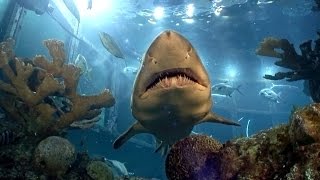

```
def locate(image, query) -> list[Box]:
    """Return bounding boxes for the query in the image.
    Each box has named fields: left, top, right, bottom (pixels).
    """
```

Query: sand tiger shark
left=113, top=30, right=240, bottom=153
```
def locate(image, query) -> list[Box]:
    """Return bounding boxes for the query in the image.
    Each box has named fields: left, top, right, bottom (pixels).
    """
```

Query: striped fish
left=0, top=130, right=14, bottom=146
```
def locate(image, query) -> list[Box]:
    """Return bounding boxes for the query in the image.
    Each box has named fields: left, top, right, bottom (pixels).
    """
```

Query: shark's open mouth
left=145, top=68, right=202, bottom=91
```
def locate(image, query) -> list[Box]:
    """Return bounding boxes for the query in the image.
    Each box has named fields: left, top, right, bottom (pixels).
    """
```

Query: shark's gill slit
left=145, top=68, right=199, bottom=91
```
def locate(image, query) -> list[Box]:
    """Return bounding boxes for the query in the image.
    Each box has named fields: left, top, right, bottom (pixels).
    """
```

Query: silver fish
left=259, top=88, right=282, bottom=103
left=123, top=66, right=138, bottom=75
left=99, top=32, right=125, bottom=59
left=105, top=159, right=128, bottom=176
left=211, top=82, right=243, bottom=97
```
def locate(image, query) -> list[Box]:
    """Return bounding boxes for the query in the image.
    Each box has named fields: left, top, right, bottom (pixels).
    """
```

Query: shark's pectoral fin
left=113, top=121, right=149, bottom=149
left=197, top=112, right=240, bottom=126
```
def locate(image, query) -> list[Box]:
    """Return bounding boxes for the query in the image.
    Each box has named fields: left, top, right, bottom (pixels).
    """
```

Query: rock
left=86, top=160, right=114, bottom=180
left=289, top=103, right=320, bottom=145
left=165, top=135, right=222, bottom=180
left=34, top=136, right=76, bottom=176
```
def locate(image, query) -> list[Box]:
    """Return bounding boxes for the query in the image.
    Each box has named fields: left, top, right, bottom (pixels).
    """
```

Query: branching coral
left=256, top=37, right=303, bottom=72
left=256, top=32, right=320, bottom=102
left=0, top=39, right=115, bottom=135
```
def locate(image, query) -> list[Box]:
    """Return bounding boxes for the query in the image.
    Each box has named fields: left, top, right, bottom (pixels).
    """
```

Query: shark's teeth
left=149, top=75, right=195, bottom=91
left=145, top=68, right=201, bottom=91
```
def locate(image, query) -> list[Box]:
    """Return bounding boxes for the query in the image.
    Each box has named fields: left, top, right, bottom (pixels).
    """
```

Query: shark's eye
left=185, top=52, right=190, bottom=60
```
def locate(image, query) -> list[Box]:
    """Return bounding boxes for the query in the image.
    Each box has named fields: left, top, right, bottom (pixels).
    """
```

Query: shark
left=113, top=30, right=240, bottom=153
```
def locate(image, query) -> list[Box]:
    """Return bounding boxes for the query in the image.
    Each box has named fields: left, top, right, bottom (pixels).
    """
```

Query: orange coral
left=256, top=37, right=285, bottom=58
left=256, top=37, right=301, bottom=70
left=0, top=39, right=115, bottom=135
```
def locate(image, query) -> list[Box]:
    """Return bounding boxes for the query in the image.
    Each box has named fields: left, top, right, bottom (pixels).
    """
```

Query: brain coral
left=34, top=136, right=76, bottom=176
left=165, top=135, right=222, bottom=180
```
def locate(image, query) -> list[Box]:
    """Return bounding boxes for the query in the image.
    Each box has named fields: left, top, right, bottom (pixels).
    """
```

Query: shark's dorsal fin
left=197, top=112, right=240, bottom=126
left=113, top=121, right=149, bottom=149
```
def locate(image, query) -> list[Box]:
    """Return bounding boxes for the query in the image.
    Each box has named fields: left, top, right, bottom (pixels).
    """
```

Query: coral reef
left=166, top=135, right=222, bottom=180
left=34, top=136, right=76, bottom=176
left=0, top=38, right=116, bottom=179
left=165, top=103, right=320, bottom=180
left=256, top=31, right=320, bottom=102
left=289, top=103, right=320, bottom=145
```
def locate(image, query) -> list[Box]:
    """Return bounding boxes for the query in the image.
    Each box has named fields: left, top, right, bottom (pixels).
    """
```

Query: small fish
left=123, top=66, right=138, bottom=75
left=0, top=130, right=14, bottom=146
left=87, top=0, right=93, bottom=10
left=211, top=82, right=243, bottom=97
left=259, top=88, right=282, bottom=103
left=99, top=32, right=125, bottom=59
left=74, top=54, right=92, bottom=78
left=105, top=159, right=129, bottom=176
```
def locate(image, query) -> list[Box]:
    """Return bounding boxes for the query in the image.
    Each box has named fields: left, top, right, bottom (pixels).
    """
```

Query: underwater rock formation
left=166, top=135, right=222, bottom=180
left=34, top=136, right=76, bottom=176
left=86, top=160, right=114, bottom=180
left=289, top=103, right=320, bottom=145
left=0, top=38, right=115, bottom=135
left=165, top=103, right=320, bottom=180
left=256, top=32, right=320, bottom=102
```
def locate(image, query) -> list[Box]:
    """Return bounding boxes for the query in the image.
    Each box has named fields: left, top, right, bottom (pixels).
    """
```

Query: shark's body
left=113, top=30, right=239, bottom=153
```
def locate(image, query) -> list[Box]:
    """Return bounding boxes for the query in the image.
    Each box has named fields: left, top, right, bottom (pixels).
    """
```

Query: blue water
left=1, top=0, right=319, bottom=179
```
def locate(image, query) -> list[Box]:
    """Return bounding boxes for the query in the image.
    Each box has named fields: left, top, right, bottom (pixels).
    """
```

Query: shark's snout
left=165, top=30, right=171, bottom=37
